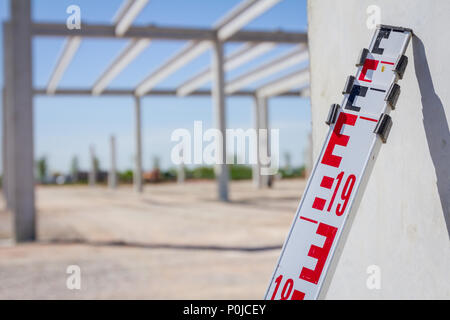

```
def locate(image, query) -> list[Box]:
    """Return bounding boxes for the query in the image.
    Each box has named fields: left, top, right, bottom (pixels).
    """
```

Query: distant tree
left=230, top=164, right=252, bottom=180
left=192, top=166, right=215, bottom=180
left=36, top=156, right=48, bottom=183
left=119, top=169, right=133, bottom=183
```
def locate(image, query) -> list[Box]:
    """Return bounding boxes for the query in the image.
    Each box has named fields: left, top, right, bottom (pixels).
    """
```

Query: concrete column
left=177, top=147, right=185, bottom=184
left=252, top=95, right=262, bottom=188
left=2, top=87, right=7, bottom=206
left=258, top=96, right=272, bottom=188
left=211, top=39, right=229, bottom=201
left=89, top=145, right=96, bottom=187
left=134, top=96, right=143, bottom=193
left=108, top=135, right=117, bottom=189
left=177, top=163, right=185, bottom=184
left=7, top=0, right=36, bottom=242
left=3, top=24, right=13, bottom=210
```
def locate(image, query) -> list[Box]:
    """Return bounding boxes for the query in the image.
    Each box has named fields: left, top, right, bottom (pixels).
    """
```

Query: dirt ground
left=0, top=179, right=305, bottom=299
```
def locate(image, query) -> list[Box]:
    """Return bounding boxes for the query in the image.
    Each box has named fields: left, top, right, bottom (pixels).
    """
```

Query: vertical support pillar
left=177, top=163, right=185, bottom=184
left=258, top=96, right=272, bottom=188
left=134, top=96, right=143, bottom=193
left=89, top=145, right=96, bottom=187
left=211, top=39, right=229, bottom=202
left=177, top=147, right=185, bottom=184
left=108, top=135, right=117, bottom=189
left=8, top=0, right=36, bottom=242
left=252, top=95, right=262, bottom=188
left=2, top=86, right=8, bottom=205
left=3, top=23, right=12, bottom=210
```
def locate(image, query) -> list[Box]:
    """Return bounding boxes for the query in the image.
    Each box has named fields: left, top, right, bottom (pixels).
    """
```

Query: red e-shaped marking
left=359, top=59, right=379, bottom=83
left=299, top=222, right=337, bottom=285
left=321, top=112, right=357, bottom=168
left=291, top=290, right=305, bottom=300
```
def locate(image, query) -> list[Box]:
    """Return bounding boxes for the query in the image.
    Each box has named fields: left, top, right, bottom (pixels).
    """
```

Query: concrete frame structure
left=2, top=0, right=309, bottom=242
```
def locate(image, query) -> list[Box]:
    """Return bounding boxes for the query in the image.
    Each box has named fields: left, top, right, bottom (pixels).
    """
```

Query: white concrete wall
left=308, top=0, right=450, bottom=299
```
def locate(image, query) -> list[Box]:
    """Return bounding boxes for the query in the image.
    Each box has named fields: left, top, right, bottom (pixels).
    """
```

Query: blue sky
left=0, top=0, right=310, bottom=173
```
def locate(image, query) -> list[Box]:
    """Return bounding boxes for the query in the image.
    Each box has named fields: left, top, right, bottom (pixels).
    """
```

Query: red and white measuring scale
left=265, top=25, right=413, bottom=300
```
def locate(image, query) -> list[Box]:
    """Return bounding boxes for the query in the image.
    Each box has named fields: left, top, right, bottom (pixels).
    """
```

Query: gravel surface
left=0, top=179, right=305, bottom=299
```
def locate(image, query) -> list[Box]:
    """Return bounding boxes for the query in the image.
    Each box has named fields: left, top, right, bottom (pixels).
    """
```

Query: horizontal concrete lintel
left=32, top=88, right=304, bottom=98
left=29, top=22, right=307, bottom=44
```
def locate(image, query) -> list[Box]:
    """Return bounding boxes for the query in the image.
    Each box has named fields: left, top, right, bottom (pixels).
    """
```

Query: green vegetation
left=35, top=155, right=306, bottom=186
left=189, top=166, right=215, bottom=180
left=279, top=166, right=305, bottom=179
left=118, top=170, right=134, bottom=183
left=230, top=165, right=252, bottom=180
left=36, top=156, right=48, bottom=183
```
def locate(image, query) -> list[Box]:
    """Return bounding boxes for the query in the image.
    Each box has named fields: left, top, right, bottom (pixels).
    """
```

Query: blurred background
left=1, top=0, right=449, bottom=300
left=0, top=0, right=312, bottom=299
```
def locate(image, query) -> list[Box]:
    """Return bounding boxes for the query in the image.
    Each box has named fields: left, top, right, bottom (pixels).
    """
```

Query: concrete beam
left=211, top=40, right=229, bottom=202
left=177, top=42, right=276, bottom=97
left=114, top=0, right=150, bottom=36
left=31, top=23, right=308, bottom=44
left=257, top=69, right=309, bottom=98
left=33, top=88, right=304, bottom=97
left=215, top=0, right=282, bottom=41
left=92, top=39, right=151, bottom=95
left=135, top=41, right=211, bottom=96
left=46, top=36, right=81, bottom=94
left=226, top=45, right=308, bottom=94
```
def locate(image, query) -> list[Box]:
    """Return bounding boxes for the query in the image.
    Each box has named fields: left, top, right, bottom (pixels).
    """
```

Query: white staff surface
left=265, top=25, right=412, bottom=300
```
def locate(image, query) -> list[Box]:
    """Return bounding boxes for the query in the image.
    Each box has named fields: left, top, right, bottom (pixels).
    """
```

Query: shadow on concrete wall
left=413, top=36, right=450, bottom=239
